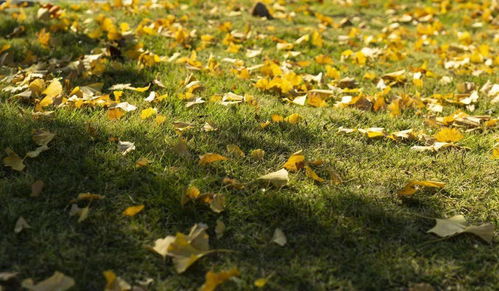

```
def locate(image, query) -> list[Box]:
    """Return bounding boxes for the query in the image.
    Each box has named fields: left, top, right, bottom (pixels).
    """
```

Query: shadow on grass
left=0, top=103, right=496, bottom=290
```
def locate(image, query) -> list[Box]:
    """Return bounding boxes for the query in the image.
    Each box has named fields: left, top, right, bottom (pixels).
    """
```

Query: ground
left=0, top=0, right=498, bottom=290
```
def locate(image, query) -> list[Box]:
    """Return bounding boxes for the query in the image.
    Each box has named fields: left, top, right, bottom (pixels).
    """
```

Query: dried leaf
left=32, top=129, right=55, bottom=146
left=304, top=166, right=325, bottom=183
left=118, top=141, right=136, bottom=155
left=14, top=216, right=30, bottom=233
left=227, top=144, right=245, bottom=158
left=31, top=180, right=44, bottom=197
left=22, top=272, right=74, bottom=291
left=272, top=228, right=287, bottom=246
left=427, top=215, right=494, bottom=243
left=250, top=149, right=265, bottom=160
left=258, top=169, right=289, bottom=187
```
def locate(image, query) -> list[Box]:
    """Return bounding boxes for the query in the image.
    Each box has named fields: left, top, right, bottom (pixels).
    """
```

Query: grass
left=0, top=0, right=498, bottom=290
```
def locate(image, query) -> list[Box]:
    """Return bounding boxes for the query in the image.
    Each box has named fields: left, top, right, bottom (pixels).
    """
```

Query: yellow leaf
left=434, top=128, right=464, bottom=142
left=250, top=149, right=265, bottom=160
left=200, top=268, right=239, bottom=291
left=3, top=148, right=25, bottom=171
left=304, top=166, right=325, bottom=183
left=285, top=113, right=302, bottom=124
left=152, top=224, right=213, bottom=273
left=311, top=30, right=323, bottom=47
left=107, top=108, right=125, bottom=120
left=140, top=107, right=157, bottom=119
left=397, top=180, right=445, bottom=197
left=122, top=205, right=144, bottom=216
left=199, top=153, right=228, bottom=165
left=271, top=114, right=284, bottom=123
left=215, top=219, right=225, bottom=239
left=37, top=28, right=51, bottom=47
left=307, top=94, right=328, bottom=107
left=254, top=278, right=268, bottom=288
left=182, top=185, right=201, bottom=206
left=29, top=79, right=46, bottom=96
left=283, top=151, right=305, bottom=172
left=42, top=78, right=63, bottom=99
left=493, top=147, right=499, bottom=159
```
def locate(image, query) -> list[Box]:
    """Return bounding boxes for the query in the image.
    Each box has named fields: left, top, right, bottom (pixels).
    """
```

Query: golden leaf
left=283, top=151, right=305, bottom=172
left=182, top=186, right=201, bottom=206
left=122, top=205, right=144, bottom=216
left=304, top=166, right=325, bottom=183
left=140, top=107, right=157, bottom=119
left=200, top=268, right=239, bottom=291
left=434, top=128, right=464, bottom=142
left=397, top=180, right=445, bottom=197
left=199, top=153, right=228, bottom=165
left=103, top=270, right=131, bottom=291
left=107, top=108, right=125, bottom=120
left=135, top=157, right=151, bottom=167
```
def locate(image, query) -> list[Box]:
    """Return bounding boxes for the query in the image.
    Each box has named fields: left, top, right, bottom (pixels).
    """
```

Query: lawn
left=0, top=0, right=498, bottom=290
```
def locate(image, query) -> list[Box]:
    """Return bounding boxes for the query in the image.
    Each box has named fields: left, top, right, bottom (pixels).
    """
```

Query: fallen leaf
left=3, top=148, right=25, bottom=171
left=181, top=185, right=201, bottom=206
left=398, top=180, right=445, bottom=196
left=209, top=193, right=225, bottom=213
left=227, top=144, right=245, bottom=158
left=152, top=223, right=214, bottom=273
left=250, top=149, right=265, bottom=160
left=118, top=141, right=136, bottom=155
left=0, top=271, right=18, bottom=282
left=22, top=271, right=75, bottom=291
left=434, top=128, right=464, bottom=143
left=272, top=228, right=287, bottom=246
left=32, top=129, right=55, bottom=146
left=135, top=157, right=151, bottom=167
left=199, top=153, right=228, bottom=165
left=258, top=169, right=289, bottom=187
left=31, top=180, right=44, bottom=197
left=78, top=206, right=89, bottom=223
left=107, top=108, right=125, bottom=120
left=215, top=219, right=225, bottom=239
left=283, top=151, right=305, bottom=172
left=140, top=107, right=157, bottom=119
left=304, top=165, right=325, bottom=183
left=103, top=270, right=131, bottom=291
left=200, top=268, right=239, bottom=291
left=75, top=193, right=105, bottom=201
left=428, top=215, right=494, bottom=243
left=14, top=216, right=30, bottom=233
left=26, top=145, right=50, bottom=158
left=123, top=205, right=144, bottom=216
